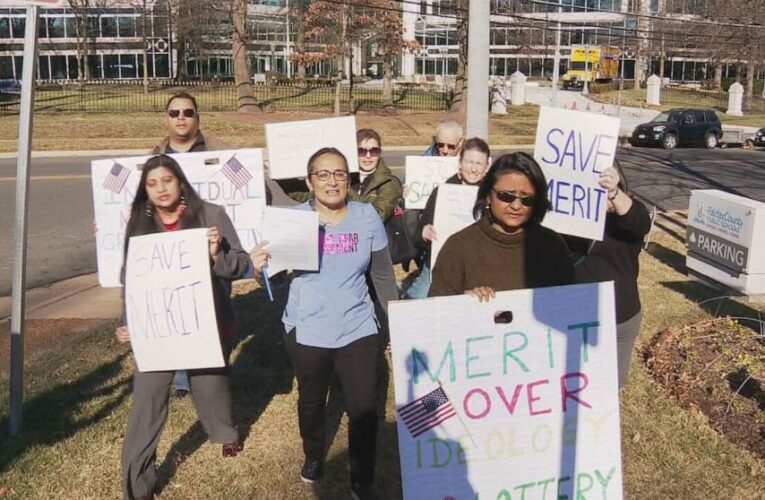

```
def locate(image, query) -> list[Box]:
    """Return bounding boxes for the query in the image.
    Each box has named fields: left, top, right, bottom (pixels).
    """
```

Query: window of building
left=87, top=16, right=99, bottom=38
left=0, top=56, right=13, bottom=78
left=11, top=16, right=25, bottom=38
left=101, top=17, right=118, bottom=37
left=152, top=15, right=168, bottom=37
left=103, top=54, right=120, bottom=77
left=37, top=18, right=47, bottom=38
left=46, top=17, right=65, bottom=38
left=65, top=17, right=77, bottom=38
left=88, top=54, right=102, bottom=79
left=68, top=55, right=78, bottom=79
left=119, top=54, right=138, bottom=78
left=37, top=55, right=50, bottom=79
left=14, top=56, right=23, bottom=76
left=50, top=55, right=68, bottom=79
left=0, top=17, right=10, bottom=39
left=118, top=16, right=136, bottom=37
left=153, top=53, right=169, bottom=78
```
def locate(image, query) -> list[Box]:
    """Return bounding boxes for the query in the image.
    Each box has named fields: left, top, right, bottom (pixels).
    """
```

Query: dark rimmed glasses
left=358, top=147, right=382, bottom=158
left=492, top=189, right=535, bottom=207
left=310, top=170, right=349, bottom=182
left=167, top=108, right=196, bottom=118
left=436, top=141, right=458, bottom=151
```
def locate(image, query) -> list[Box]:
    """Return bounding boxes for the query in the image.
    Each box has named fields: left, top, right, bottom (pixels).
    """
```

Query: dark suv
left=630, top=108, right=722, bottom=149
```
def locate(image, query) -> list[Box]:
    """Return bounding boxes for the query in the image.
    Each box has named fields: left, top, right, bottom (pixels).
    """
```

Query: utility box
left=686, top=190, right=765, bottom=294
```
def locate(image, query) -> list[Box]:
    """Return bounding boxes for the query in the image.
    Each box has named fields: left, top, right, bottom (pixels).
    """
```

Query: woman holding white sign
left=114, top=154, right=250, bottom=500
left=429, top=152, right=575, bottom=299
left=565, top=161, right=651, bottom=387
left=404, top=137, right=491, bottom=299
left=251, top=147, right=397, bottom=500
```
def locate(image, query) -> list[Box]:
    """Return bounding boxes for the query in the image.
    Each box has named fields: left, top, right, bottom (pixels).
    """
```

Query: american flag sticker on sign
left=398, top=387, right=457, bottom=438
left=221, top=155, right=253, bottom=189
left=102, top=162, right=131, bottom=194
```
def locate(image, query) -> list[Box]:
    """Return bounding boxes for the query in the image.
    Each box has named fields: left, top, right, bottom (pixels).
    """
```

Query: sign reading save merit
left=686, top=190, right=765, bottom=294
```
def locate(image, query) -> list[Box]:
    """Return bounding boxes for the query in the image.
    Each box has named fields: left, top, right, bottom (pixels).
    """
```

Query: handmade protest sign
left=91, top=149, right=266, bottom=287
left=533, top=106, right=620, bottom=241
left=431, top=184, right=478, bottom=269
left=125, top=228, right=223, bottom=372
left=404, top=156, right=460, bottom=209
left=389, top=282, right=622, bottom=500
left=261, top=206, right=320, bottom=276
left=265, top=116, right=359, bottom=179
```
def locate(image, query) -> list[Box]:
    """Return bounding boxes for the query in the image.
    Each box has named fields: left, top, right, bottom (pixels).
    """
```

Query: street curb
left=0, top=274, right=104, bottom=323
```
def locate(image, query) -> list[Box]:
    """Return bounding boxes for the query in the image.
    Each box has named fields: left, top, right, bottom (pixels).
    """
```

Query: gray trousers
left=616, top=310, right=643, bottom=388
left=121, top=367, right=239, bottom=499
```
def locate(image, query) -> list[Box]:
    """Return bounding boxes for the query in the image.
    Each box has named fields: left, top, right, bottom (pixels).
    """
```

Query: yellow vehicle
left=562, top=45, right=620, bottom=90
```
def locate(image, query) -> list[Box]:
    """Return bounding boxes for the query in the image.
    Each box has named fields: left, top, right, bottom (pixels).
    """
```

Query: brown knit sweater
left=429, top=216, right=575, bottom=297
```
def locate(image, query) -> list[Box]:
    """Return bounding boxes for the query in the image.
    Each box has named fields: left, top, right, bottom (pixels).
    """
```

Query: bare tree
left=232, top=0, right=259, bottom=112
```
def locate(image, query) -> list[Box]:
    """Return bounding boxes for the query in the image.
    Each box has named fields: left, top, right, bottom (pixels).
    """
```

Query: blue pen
left=261, top=265, right=274, bottom=302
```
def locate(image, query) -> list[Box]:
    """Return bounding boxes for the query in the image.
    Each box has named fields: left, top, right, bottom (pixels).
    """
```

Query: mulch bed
left=645, top=317, right=765, bottom=460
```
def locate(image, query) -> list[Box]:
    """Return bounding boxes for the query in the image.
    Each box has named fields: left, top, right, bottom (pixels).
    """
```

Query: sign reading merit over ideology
left=431, top=184, right=478, bottom=269
left=265, top=116, right=359, bottom=179
left=91, top=149, right=266, bottom=287
left=404, top=156, right=460, bottom=210
left=389, top=283, right=622, bottom=500
left=125, top=228, right=224, bottom=372
left=533, top=107, right=621, bottom=241
left=686, top=189, right=765, bottom=294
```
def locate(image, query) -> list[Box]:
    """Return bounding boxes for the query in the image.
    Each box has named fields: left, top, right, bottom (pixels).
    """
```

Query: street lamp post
left=582, top=44, right=590, bottom=96
left=550, top=0, right=562, bottom=107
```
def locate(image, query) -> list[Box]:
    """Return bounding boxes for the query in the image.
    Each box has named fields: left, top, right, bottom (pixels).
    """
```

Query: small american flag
left=102, top=162, right=130, bottom=194
left=221, top=156, right=253, bottom=189
left=398, top=387, right=457, bottom=438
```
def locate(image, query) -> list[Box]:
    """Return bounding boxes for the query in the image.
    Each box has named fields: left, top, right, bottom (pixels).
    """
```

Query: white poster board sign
left=261, top=206, right=320, bottom=276
left=265, top=116, right=359, bottom=179
left=389, top=283, right=622, bottom=500
left=431, top=184, right=478, bottom=269
left=91, top=149, right=266, bottom=287
left=125, top=228, right=224, bottom=372
left=404, top=156, right=460, bottom=209
left=533, top=106, right=620, bottom=241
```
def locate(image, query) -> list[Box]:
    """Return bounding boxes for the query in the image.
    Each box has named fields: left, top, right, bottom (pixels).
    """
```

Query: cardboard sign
left=265, top=116, right=359, bottom=179
left=431, top=184, right=478, bottom=269
left=91, top=149, right=266, bottom=287
left=125, top=229, right=224, bottom=372
left=389, top=283, right=622, bottom=500
left=533, top=107, right=621, bottom=241
left=404, top=156, right=460, bottom=209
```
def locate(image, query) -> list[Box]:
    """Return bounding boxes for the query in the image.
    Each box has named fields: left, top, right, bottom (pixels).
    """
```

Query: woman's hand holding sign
left=249, top=240, right=271, bottom=285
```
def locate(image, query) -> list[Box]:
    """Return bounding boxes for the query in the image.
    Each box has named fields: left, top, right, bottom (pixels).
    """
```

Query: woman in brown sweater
left=429, top=152, right=575, bottom=300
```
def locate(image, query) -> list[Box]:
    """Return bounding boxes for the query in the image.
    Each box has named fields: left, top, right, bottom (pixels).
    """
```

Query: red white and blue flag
left=102, top=162, right=131, bottom=194
left=221, top=155, right=253, bottom=189
left=398, top=387, right=456, bottom=438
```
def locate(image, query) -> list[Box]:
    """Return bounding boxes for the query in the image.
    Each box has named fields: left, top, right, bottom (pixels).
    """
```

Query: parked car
left=751, top=127, right=765, bottom=147
left=630, top=108, right=722, bottom=149
left=0, top=79, right=21, bottom=95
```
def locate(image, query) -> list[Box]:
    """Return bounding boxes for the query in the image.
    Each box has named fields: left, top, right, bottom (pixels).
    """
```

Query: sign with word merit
left=534, top=106, right=621, bottom=241
left=265, top=116, right=359, bottom=179
left=431, top=184, right=478, bottom=269
left=686, top=189, right=765, bottom=294
left=404, top=156, right=460, bottom=209
left=91, top=149, right=266, bottom=287
left=125, top=229, right=224, bottom=372
left=389, top=283, right=622, bottom=500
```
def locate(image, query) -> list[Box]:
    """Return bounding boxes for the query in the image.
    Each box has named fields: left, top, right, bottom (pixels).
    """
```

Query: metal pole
left=551, top=0, right=562, bottom=107
left=285, top=0, right=292, bottom=79
left=10, top=4, right=40, bottom=437
left=617, top=18, right=626, bottom=116
left=582, top=44, right=589, bottom=96
left=466, top=0, right=490, bottom=140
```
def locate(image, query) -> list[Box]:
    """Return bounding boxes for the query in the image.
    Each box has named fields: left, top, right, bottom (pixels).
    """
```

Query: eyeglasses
left=167, top=108, right=196, bottom=118
left=310, top=170, right=349, bottom=182
left=436, top=142, right=458, bottom=151
left=492, top=189, right=535, bottom=207
left=358, top=147, right=382, bottom=158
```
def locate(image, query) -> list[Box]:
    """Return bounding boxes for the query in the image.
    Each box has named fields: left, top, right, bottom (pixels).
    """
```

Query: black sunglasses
left=167, top=108, right=196, bottom=118
left=358, top=147, right=382, bottom=158
left=492, top=189, right=535, bottom=207
left=436, top=141, right=458, bottom=151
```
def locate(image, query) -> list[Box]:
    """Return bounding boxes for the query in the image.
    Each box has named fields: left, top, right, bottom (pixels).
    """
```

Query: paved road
left=1, top=147, right=764, bottom=295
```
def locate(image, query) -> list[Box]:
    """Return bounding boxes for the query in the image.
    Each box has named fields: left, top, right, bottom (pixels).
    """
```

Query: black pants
left=285, top=330, right=379, bottom=485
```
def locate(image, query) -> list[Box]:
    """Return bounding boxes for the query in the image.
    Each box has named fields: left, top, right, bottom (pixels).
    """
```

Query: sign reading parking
left=687, top=227, right=748, bottom=273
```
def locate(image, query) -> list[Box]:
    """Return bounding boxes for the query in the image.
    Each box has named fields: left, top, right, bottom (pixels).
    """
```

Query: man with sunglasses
left=423, top=119, right=464, bottom=157
left=153, top=91, right=230, bottom=154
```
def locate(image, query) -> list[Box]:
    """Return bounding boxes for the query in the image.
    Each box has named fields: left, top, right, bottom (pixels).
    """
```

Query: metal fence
left=0, top=80, right=452, bottom=115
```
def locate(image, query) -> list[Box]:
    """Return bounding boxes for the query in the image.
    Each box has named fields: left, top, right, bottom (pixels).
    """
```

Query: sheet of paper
left=265, top=116, right=359, bottom=179
left=125, top=228, right=224, bottom=372
left=404, top=156, right=460, bottom=209
left=431, top=183, right=478, bottom=269
left=261, top=206, right=320, bottom=276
